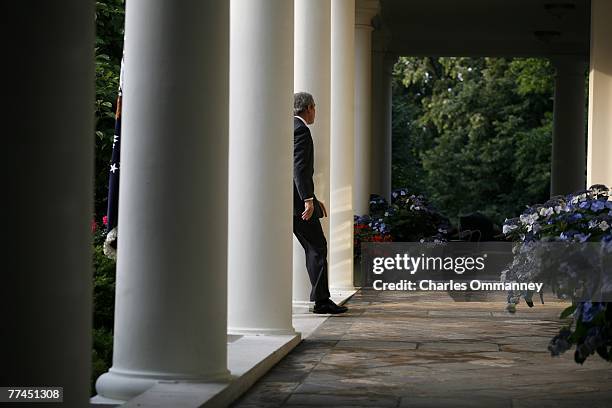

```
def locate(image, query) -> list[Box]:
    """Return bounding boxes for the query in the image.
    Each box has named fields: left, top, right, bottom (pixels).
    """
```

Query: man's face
left=306, top=104, right=316, bottom=125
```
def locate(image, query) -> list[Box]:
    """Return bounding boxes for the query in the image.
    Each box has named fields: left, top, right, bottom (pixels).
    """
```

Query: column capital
left=355, top=0, right=380, bottom=29
left=372, top=24, right=391, bottom=53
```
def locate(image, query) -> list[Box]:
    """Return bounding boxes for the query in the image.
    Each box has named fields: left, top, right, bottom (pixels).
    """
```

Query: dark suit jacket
left=293, top=117, right=321, bottom=217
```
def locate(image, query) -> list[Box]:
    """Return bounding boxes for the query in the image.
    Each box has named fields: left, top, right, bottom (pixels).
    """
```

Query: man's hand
left=302, top=199, right=314, bottom=220
left=318, top=201, right=328, bottom=217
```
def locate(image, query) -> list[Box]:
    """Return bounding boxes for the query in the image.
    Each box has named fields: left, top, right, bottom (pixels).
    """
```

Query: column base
left=329, top=288, right=359, bottom=306
left=95, top=366, right=232, bottom=402
left=292, top=300, right=314, bottom=314
left=227, top=327, right=297, bottom=336
left=330, top=286, right=357, bottom=291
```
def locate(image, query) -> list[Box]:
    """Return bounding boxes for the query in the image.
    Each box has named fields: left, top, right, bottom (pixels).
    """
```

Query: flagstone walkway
left=231, top=289, right=612, bottom=408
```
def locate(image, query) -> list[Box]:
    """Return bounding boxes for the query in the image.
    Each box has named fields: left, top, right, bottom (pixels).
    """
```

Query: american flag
left=104, top=57, right=123, bottom=257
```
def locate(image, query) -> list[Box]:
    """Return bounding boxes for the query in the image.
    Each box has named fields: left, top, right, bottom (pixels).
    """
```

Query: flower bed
left=502, top=185, right=612, bottom=363
left=354, top=214, right=392, bottom=260
left=354, top=189, right=452, bottom=259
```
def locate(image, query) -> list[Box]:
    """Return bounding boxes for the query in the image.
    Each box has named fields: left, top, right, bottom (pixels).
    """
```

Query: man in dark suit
left=293, top=92, right=347, bottom=314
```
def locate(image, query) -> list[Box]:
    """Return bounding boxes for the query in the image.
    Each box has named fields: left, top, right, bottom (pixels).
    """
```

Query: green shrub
left=91, top=241, right=116, bottom=395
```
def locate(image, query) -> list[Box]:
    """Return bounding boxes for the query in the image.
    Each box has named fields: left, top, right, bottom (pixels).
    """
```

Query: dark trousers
left=293, top=216, right=331, bottom=302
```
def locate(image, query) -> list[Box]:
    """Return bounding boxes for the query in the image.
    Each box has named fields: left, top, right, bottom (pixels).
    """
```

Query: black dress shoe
left=313, top=299, right=348, bottom=314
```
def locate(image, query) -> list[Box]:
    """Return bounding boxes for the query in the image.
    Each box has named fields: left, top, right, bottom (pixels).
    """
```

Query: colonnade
left=96, top=0, right=387, bottom=402
left=13, top=0, right=612, bottom=406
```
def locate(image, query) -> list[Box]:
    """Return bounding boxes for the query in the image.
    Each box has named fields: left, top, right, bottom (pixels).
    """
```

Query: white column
left=228, top=0, right=295, bottom=334
left=382, top=54, right=395, bottom=201
left=551, top=57, right=587, bottom=196
left=370, top=32, right=385, bottom=199
left=587, top=0, right=612, bottom=187
left=292, top=237, right=312, bottom=312
left=330, top=0, right=356, bottom=290
left=353, top=0, right=379, bottom=215
left=95, top=0, right=230, bottom=401
left=293, top=0, right=331, bottom=311
left=8, top=2, right=94, bottom=406
left=371, top=30, right=394, bottom=203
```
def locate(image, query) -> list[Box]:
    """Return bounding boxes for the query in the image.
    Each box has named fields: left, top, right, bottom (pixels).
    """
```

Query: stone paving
left=231, top=289, right=612, bottom=408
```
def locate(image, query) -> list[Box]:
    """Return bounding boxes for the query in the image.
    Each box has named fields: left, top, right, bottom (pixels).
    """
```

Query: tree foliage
left=392, top=57, right=559, bottom=224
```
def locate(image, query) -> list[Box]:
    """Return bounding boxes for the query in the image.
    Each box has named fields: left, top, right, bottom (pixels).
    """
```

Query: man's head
left=294, top=92, right=316, bottom=125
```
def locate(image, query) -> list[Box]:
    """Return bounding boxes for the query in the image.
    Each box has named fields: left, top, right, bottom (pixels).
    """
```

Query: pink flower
left=103, top=215, right=108, bottom=226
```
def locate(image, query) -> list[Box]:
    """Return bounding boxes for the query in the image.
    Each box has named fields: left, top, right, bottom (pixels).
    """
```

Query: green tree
left=392, top=57, right=556, bottom=224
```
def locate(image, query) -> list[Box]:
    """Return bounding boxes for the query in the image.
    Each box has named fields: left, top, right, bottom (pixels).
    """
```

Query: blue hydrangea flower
left=591, top=200, right=606, bottom=212
left=568, top=213, right=583, bottom=222
left=539, top=207, right=554, bottom=217
left=559, top=231, right=578, bottom=241
left=574, top=233, right=591, bottom=243
left=577, top=302, right=605, bottom=323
